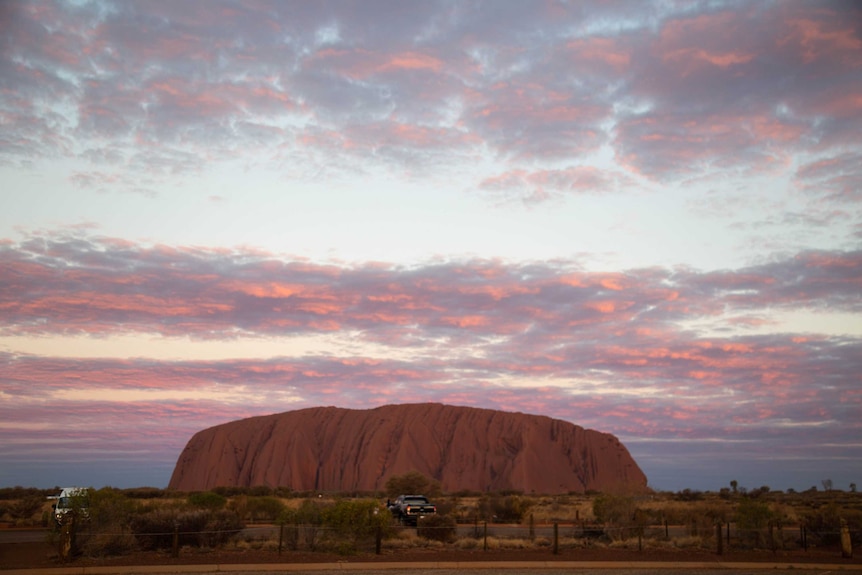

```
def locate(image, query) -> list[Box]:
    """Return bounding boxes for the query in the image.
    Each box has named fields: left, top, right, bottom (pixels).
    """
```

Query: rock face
left=168, top=403, right=648, bottom=494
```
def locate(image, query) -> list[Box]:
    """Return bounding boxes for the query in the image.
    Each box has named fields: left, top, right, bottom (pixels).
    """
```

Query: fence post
left=716, top=523, right=723, bottom=555
left=529, top=513, right=535, bottom=541
left=841, top=521, right=853, bottom=558
left=769, top=521, right=775, bottom=554
left=172, top=521, right=179, bottom=558
left=376, top=524, right=382, bottom=555
left=801, top=525, right=807, bottom=551
left=483, top=521, right=488, bottom=551
left=553, top=522, right=559, bottom=555
left=664, top=519, right=669, bottom=539
left=278, top=523, right=284, bottom=555
left=58, top=519, right=74, bottom=562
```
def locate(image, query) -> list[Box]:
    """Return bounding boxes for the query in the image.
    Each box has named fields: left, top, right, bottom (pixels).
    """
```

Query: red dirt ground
left=2, top=539, right=860, bottom=571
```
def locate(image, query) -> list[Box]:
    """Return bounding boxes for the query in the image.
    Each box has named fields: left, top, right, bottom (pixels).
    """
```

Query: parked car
left=51, top=487, right=90, bottom=527
left=388, top=494, right=436, bottom=526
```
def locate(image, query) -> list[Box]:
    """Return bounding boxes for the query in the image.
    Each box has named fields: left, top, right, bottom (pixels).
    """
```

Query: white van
left=51, top=487, right=90, bottom=526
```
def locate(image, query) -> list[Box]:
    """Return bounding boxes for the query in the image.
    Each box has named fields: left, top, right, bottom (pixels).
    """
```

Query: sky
left=1, top=0, right=860, bottom=494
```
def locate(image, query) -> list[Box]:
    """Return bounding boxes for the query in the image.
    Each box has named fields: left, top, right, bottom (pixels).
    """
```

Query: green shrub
left=88, top=488, right=137, bottom=528
left=245, top=496, right=285, bottom=522
left=802, top=501, right=847, bottom=546
left=279, top=499, right=326, bottom=550
left=188, top=491, right=227, bottom=510
left=321, top=499, right=391, bottom=544
left=734, top=497, right=774, bottom=547
left=280, top=499, right=325, bottom=525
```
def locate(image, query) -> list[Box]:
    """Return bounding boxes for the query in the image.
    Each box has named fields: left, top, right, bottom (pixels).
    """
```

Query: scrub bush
left=10, top=494, right=45, bottom=523
left=477, top=494, right=532, bottom=523
left=130, top=507, right=243, bottom=550
left=592, top=494, right=636, bottom=526
left=245, top=496, right=285, bottom=522
left=321, top=499, right=391, bottom=543
left=385, top=471, right=442, bottom=499
left=188, top=491, right=227, bottom=510
left=417, top=513, right=457, bottom=542
left=278, top=499, right=326, bottom=550
left=734, top=497, right=774, bottom=547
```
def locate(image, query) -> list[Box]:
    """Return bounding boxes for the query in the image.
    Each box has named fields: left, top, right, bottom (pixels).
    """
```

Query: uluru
left=169, top=403, right=648, bottom=494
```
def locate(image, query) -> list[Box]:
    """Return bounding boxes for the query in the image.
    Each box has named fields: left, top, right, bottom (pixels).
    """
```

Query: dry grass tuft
left=671, top=535, right=705, bottom=549
left=384, top=530, right=445, bottom=550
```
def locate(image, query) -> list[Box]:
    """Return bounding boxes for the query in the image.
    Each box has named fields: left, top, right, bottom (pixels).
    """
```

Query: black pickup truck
left=388, top=494, right=436, bottom=525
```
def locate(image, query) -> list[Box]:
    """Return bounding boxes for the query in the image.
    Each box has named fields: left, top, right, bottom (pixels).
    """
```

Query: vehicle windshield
left=58, top=495, right=89, bottom=509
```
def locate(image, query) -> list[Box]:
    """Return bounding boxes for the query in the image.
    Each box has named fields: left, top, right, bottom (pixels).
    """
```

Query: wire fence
left=439, top=520, right=858, bottom=555
left=55, top=518, right=859, bottom=561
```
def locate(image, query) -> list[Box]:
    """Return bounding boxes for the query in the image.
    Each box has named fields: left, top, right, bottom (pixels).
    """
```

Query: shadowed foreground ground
left=2, top=537, right=861, bottom=572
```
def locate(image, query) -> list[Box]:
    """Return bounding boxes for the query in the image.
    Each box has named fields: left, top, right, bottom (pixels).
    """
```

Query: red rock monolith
left=168, top=403, right=648, bottom=493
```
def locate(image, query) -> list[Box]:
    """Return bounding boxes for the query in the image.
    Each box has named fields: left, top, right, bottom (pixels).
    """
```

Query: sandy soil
left=3, top=538, right=860, bottom=571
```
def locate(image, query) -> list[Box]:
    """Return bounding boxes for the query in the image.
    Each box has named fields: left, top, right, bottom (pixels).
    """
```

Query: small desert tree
left=278, top=499, right=326, bottom=551
left=384, top=471, right=441, bottom=498
left=734, top=497, right=774, bottom=547
left=592, top=494, right=638, bottom=539
left=81, top=488, right=139, bottom=556
left=323, top=499, right=391, bottom=542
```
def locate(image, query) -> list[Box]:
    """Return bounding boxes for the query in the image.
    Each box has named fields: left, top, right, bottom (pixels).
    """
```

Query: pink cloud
left=479, top=166, right=619, bottom=203
left=2, top=0, right=858, bottom=203
left=310, top=48, right=445, bottom=79
left=615, top=112, right=804, bottom=180
left=3, top=235, right=858, bottom=356
left=564, top=37, right=631, bottom=72
left=381, top=52, right=444, bottom=72
left=779, top=16, right=862, bottom=66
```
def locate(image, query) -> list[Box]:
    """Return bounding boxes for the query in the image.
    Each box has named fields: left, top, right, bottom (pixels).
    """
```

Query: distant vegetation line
left=2, top=474, right=860, bottom=562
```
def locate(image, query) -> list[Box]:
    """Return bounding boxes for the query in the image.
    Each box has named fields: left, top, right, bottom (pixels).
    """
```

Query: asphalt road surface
left=0, top=527, right=45, bottom=543
left=47, top=568, right=861, bottom=575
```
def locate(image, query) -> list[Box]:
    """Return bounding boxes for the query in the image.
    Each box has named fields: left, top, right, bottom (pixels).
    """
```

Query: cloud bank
left=1, top=1, right=860, bottom=207
left=1, top=234, right=860, bottom=489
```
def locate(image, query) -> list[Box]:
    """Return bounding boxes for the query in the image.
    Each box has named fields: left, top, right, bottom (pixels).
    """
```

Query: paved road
left=5, top=528, right=860, bottom=575
left=6, top=565, right=862, bottom=575
left=209, top=570, right=850, bottom=575
left=0, top=523, right=696, bottom=543
left=0, top=528, right=45, bottom=543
